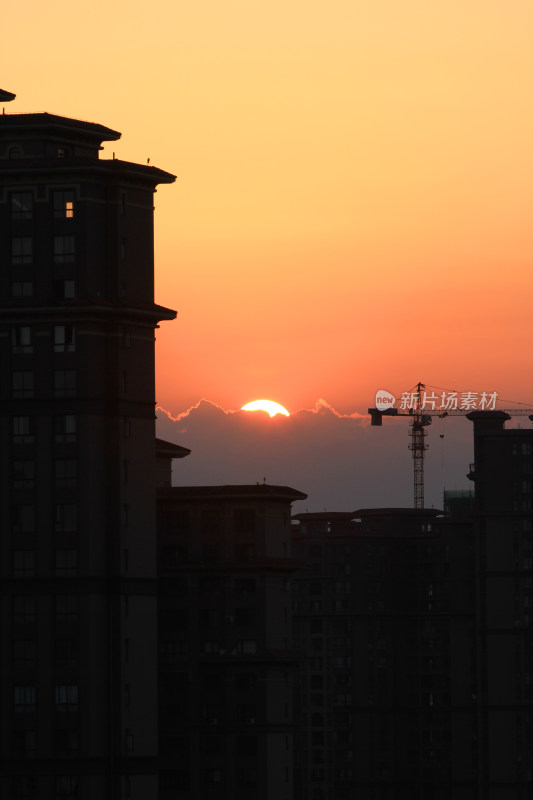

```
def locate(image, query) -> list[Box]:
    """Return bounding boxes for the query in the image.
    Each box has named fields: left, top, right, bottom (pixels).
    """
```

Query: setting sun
left=241, top=400, right=290, bottom=417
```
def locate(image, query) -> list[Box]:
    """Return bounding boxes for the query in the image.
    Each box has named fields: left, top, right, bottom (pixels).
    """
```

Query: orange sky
left=5, top=1, right=533, bottom=414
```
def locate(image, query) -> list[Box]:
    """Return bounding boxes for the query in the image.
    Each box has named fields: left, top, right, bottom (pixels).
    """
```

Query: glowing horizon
left=4, top=1, right=533, bottom=413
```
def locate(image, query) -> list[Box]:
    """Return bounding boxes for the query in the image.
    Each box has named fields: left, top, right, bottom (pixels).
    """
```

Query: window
left=12, top=505, right=35, bottom=533
left=13, top=640, right=36, bottom=669
left=13, top=461, right=35, bottom=489
left=53, top=236, right=75, bottom=263
left=11, top=191, right=33, bottom=219
left=53, top=190, right=75, bottom=219
left=54, top=325, right=76, bottom=353
left=54, top=415, right=76, bottom=442
left=235, top=672, right=257, bottom=690
left=55, top=639, right=78, bottom=670
left=55, top=775, right=78, bottom=798
left=53, top=280, right=76, bottom=299
left=12, top=417, right=33, bottom=444
left=14, top=685, right=36, bottom=713
left=236, top=768, right=257, bottom=785
left=12, top=237, right=32, bottom=264
left=235, top=543, right=256, bottom=562
left=13, top=551, right=35, bottom=578
left=54, top=505, right=77, bottom=532
left=12, top=730, right=36, bottom=758
left=12, top=281, right=33, bottom=297
left=12, top=372, right=34, bottom=399
left=55, top=730, right=79, bottom=757
left=55, top=685, right=78, bottom=712
left=55, top=463, right=77, bottom=489
left=55, top=550, right=78, bottom=577
left=236, top=640, right=257, bottom=654
left=55, top=595, right=79, bottom=622
left=234, top=509, right=256, bottom=534
left=12, top=776, right=36, bottom=798
left=13, top=596, right=36, bottom=625
left=235, top=578, right=256, bottom=595
left=11, top=326, right=33, bottom=353
left=54, top=371, right=76, bottom=398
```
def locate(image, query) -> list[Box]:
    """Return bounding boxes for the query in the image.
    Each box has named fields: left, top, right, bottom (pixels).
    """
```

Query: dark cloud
left=156, top=399, right=475, bottom=513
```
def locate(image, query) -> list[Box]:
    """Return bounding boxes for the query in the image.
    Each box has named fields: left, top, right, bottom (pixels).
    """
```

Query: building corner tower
left=0, top=104, right=176, bottom=799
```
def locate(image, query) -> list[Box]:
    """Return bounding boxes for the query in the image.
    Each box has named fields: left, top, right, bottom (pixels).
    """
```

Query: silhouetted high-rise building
left=467, top=412, right=533, bottom=796
left=0, top=108, right=176, bottom=798
left=291, top=507, right=477, bottom=800
left=156, top=483, right=306, bottom=800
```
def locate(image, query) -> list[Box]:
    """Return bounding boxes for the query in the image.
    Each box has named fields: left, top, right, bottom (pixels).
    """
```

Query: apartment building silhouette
left=0, top=104, right=176, bottom=799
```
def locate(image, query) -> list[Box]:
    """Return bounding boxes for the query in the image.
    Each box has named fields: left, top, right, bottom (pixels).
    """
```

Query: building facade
left=291, top=507, right=477, bottom=800
left=0, top=109, right=176, bottom=798
left=467, top=412, right=533, bottom=797
left=157, top=484, right=306, bottom=800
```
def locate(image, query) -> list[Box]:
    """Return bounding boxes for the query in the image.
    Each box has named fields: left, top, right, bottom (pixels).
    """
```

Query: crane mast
left=408, top=382, right=428, bottom=509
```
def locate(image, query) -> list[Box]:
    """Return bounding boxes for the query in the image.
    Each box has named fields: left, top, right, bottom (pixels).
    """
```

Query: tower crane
left=369, top=382, right=533, bottom=509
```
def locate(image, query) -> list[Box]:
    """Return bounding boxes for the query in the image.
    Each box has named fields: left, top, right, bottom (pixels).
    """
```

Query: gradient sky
left=4, top=1, right=533, bottom=417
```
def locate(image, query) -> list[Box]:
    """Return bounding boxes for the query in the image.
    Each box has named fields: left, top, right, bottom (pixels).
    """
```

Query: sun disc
left=241, top=399, right=290, bottom=417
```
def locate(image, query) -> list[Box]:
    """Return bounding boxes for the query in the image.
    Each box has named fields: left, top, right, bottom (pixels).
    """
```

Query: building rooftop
left=155, top=438, right=191, bottom=459
left=159, top=484, right=308, bottom=502
left=0, top=111, right=121, bottom=142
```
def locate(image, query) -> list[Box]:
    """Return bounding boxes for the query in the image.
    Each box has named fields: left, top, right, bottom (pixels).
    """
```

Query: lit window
left=12, top=505, right=35, bottom=534
left=54, top=370, right=76, bottom=398
left=12, top=371, right=34, bottom=398
left=54, top=415, right=76, bottom=442
left=11, top=326, right=33, bottom=353
left=53, top=236, right=75, bottom=263
left=55, top=550, right=78, bottom=577
left=11, top=237, right=32, bottom=264
left=11, top=192, right=33, bottom=220
left=55, top=685, right=78, bottom=713
left=54, top=325, right=76, bottom=353
left=14, top=686, right=35, bottom=713
left=11, top=282, right=33, bottom=297
left=12, top=461, right=35, bottom=489
left=53, top=190, right=75, bottom=219
left=13, top=550, right=35, bottom=578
